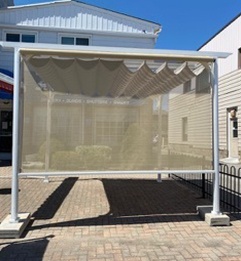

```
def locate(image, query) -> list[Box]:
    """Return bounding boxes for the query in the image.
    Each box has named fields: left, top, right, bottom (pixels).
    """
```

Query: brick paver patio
left=1, top=167, right=241, bottom=260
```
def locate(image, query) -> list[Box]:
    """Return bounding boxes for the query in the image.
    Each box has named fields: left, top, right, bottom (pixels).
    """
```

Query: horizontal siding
left=92, top=35, right=154, bottom=48
left=169, top=91, right=212, bottom=149
left=219, top=70, right=241, bottom=98
left=219, top=70, right=241, bottom=150
left=38, top=31, right=58, bottom=44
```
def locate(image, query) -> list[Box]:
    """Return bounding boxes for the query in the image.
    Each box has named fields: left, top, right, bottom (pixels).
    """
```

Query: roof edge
left=0, top=42, right=231, bottom=61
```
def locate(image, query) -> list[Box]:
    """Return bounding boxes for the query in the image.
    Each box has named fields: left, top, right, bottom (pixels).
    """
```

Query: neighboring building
left=0, top=0, right=161, bottom=73
left=0, top=0, right=161, bottom=162
left=166, top=67, right=213, bottom=170
left=0, top=0, right=14, bottom=9
left=199, top=12, right=241, bottom=163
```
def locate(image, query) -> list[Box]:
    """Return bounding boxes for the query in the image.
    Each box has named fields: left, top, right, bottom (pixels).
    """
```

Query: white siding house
left=0, top=0, right=161, bottom=162
left=199, top=13, right=241, bottom=163
left=0, top=0, right=161, bottom=73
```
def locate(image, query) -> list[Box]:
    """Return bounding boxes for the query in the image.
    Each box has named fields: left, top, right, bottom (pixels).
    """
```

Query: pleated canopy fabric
left=25, top=57, right=206, bottom=98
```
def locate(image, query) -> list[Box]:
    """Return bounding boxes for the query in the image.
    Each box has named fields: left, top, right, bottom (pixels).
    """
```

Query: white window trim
left=3, top=29, right=38, bottom=43
left=58, top=33, right=92, bottom=46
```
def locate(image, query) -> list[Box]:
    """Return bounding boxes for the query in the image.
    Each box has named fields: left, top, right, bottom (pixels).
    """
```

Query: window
left=183, top=80, right=191, bottom=93
left=233, top=118, right=238, bottom=138
left=182, top=117, right=188, bottom=142
left=6, top=33, right=20, bottom=42
left=61, top=36, right=89, bottom=46
left=5, top=32, right=36, bottom=43
left=196, top=69, right=210, bottom=94
left=22, top=34, right=35, bottom=43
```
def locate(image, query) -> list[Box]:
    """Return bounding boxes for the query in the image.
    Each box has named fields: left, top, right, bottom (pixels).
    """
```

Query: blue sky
left=14, top=0, right=241, bottom=50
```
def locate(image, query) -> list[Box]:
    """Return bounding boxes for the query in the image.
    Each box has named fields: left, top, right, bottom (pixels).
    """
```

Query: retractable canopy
left=0, top=42, right=230, bottom=222
left=26, top=57, right=206, bottom=99
left=11, top=42, right=228, bottom=99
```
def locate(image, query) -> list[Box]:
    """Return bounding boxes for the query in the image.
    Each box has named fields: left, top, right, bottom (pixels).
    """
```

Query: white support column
left=10, top=48, right=21, bottom=223
left=212, top=59, right=221, bottom=215
left=10, top=48, right=20, bottom=222
left=0, top=47, right=32, bottom=237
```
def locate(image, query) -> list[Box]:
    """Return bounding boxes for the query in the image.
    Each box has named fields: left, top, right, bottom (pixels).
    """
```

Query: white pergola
left=0, top=42, right=230, bottom=236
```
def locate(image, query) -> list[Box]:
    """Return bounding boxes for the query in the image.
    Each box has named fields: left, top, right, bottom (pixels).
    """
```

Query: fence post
left=202, top=173, right=205, bottom=198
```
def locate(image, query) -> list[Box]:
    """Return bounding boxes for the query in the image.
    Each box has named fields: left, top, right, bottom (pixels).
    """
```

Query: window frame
left=4, top=30, right=38, bottom=43
left=58, top=33, right=92, bottom=46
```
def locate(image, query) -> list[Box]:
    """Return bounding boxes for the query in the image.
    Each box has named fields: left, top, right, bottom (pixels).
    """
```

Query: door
left=227, top=108, right=239, bottom=160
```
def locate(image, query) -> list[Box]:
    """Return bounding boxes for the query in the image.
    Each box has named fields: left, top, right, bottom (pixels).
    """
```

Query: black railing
left=219, top=164, right=241, bottom=215
left=171, top=163, right=241, bottom=217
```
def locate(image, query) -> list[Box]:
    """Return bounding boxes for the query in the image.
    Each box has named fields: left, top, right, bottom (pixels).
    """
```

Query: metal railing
left=171, top=163, right=241, bottom=216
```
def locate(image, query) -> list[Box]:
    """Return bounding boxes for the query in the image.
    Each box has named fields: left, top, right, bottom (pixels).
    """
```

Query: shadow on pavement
left=29, top=178, right=210, bottom=230
left=0, top=235, right=54, bottom=260
left=33, top=177, right=78, bottom=220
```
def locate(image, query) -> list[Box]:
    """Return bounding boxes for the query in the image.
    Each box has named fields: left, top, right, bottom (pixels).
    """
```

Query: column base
left=0, top=213, right=31, bottom=238
left=197, top=206, right=230, bottom=226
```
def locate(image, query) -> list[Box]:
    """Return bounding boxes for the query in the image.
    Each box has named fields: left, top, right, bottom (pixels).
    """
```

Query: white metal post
left=10, top=48, right=21, bottom=223
left=212, top=59, right=221, bottom=215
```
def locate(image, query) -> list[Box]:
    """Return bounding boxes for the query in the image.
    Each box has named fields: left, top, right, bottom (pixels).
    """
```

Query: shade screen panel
left=21, top=55, right=213, bottom=172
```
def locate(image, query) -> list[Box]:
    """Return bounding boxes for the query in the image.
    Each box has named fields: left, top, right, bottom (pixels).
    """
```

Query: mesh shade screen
left=21, top=54, right=213, bottom=173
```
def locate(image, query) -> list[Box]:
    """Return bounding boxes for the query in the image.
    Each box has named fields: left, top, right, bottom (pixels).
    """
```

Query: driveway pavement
left=1, top=167, right=241, bottom=261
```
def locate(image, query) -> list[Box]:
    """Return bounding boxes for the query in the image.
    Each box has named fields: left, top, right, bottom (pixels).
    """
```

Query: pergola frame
left=0, top=42, right=230, bottom=223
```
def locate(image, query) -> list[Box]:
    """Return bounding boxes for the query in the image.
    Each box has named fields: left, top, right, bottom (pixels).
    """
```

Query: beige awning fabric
left=25, top=57, right=206, bottom=98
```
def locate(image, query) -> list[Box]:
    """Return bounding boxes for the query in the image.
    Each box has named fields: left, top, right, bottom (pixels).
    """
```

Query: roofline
left=4, top=0, right=161, bottom=28
left=0, top=42, right=230, bottom=62
left=198, top=11, right=241, bottom=50
left=75, top=1, right=161, bottom=27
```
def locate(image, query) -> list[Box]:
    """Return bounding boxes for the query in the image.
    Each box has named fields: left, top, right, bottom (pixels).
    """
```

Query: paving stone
left=1, top=167, right=241, bottom=260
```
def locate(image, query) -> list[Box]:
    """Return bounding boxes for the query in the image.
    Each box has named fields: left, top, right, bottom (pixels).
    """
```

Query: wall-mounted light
left=230, top=109, right=236, bottom=118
